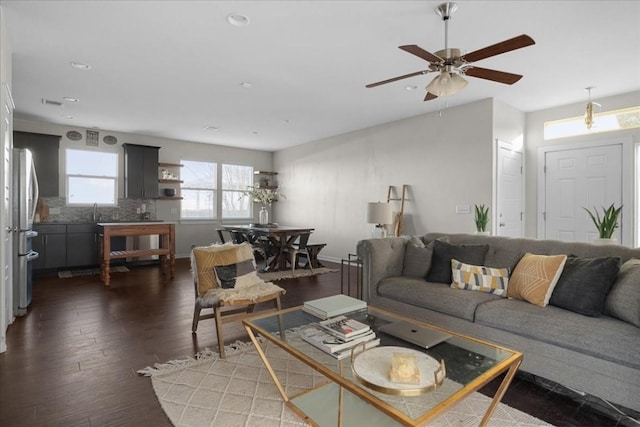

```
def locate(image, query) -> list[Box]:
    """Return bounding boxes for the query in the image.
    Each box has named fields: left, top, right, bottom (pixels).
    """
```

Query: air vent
left=42, top=98, right=63, bottom=107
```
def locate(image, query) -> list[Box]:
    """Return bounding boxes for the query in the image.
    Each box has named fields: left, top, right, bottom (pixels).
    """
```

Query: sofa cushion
left=402, top=237, right=430, bottom=277
left=549, top=256, right=621, bottom=317
left=604, top=258, right=640, bottom=327
left=507, top=253, right=567, bottom=307
left=426, top=240, right=489, bottom=284
left=450, top=259, right=509, bottom=296
left=475, top=298, right=640, bottom=370
left=377, top=276, right=500, bottom=321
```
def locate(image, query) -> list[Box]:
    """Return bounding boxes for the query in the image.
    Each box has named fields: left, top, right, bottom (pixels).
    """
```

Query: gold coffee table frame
left=243, top=305, right=523, bottom=427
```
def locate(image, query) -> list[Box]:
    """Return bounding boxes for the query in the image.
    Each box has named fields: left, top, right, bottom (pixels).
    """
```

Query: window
left=544, top=106, right=640, bottom=140
left=66, top=149, right=118, bottom=205
left=222, top=164, right=253, bottom=218
left=181, top=160, right=216, bottom=219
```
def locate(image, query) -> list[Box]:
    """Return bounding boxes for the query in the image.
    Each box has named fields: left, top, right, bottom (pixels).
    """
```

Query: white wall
left=524, top=90, right=640, bottom=238
left=13, top=118, right=274, bottom=257
left=0, top=5, right=14, bottom=353
left=274, top=99, right=495, bottom=261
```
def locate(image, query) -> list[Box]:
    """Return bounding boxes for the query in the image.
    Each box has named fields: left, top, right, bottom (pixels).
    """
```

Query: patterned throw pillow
left=507, top=253, right=567, bottom=307
left=450, top=259, right=509, bottom=296
left=214, top=259, right=257, bottom=289
left=191, top=243, right=257, bottom=296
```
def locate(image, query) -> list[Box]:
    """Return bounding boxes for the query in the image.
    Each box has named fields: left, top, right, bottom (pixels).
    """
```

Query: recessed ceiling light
left=240, top=82, right=252, bottom=89
left=227, top=13, right=250, bottom=27
left=63, top=97, right=79, bottom=103
left=405, top=85, right=419, bottom=91
left=203, top=125, right=219, bottom=131
left=252, top=131, right=259, bottom=135
left=70, top=61, right=91, bottom=70
left=42, top=98, right=63, bottom=106
left=281, top=119, right=291, bottom=124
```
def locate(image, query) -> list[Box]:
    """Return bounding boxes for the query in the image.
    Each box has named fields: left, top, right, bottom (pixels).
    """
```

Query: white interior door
left=542, top=143, right=622, bottom=243
left=496, top=145, right=523, bottom=237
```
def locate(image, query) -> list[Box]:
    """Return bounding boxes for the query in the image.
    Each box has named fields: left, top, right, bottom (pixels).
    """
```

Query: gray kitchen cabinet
left=66, top=224, right=98, bottom=267
left=13, top=131, right=61, bottom=197
left=32, top=224, right=67, bottom=270
left=123, top=143, right=159, bottom=199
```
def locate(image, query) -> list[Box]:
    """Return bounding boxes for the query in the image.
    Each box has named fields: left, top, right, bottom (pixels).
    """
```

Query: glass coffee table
left=243, top=305, right=522, bottom=426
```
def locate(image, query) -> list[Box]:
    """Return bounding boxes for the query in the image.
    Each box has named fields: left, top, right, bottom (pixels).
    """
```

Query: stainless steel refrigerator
left=12, top=148, right=39, bottom=316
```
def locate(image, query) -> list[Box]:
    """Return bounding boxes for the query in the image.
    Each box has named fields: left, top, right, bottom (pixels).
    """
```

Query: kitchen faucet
left=92, top=203, right=100, bottom=222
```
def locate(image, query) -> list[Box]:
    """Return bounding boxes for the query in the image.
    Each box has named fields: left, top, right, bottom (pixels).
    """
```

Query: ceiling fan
left=366, top=2, right=535, bottom=101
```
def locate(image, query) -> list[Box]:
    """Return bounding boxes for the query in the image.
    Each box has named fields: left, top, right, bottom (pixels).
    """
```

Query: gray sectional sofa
left=357, top=233, right=640, bottom=413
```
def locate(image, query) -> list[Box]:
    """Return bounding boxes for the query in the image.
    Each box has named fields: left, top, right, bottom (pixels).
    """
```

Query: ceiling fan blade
left=464, top=66, right=523, bottom=85
left=399, top=45, right=443, bottom=63
left=424, top=92, right=438, bottom=102
left=366, top=70, right=429, bottom=88
left=462, top=34, right=535, bottom=63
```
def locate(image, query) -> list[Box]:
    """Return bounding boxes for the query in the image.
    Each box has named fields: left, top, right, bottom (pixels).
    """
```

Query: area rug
left=58, top=266, right=129, bottom=278
left=258, top=267, right=337, bottom=282
left=138, top=339, right=551, bottom=427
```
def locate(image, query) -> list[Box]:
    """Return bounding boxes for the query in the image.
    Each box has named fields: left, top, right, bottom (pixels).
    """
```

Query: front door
left=542, top=142, right=623, bottom=243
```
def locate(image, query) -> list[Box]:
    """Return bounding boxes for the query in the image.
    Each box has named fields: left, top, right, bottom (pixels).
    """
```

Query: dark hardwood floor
left=0, top=259, right=633, bottom=426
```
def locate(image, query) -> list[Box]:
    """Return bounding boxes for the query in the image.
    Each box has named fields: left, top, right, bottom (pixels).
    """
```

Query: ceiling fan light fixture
left=426, top=71, right=468, bottom=96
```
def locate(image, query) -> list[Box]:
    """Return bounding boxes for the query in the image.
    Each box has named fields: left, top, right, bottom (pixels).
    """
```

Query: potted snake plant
left=583, top=203, right=622, bottom=244
left=474, top=204, right=490, bottom=235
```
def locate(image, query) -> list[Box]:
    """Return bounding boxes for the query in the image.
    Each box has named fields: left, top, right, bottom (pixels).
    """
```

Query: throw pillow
left=450, top=259, right=509, bottom=296
left=507, top=253, right=567, bottom=307
left=426, top=240, right=489, bottom=284
left=214, top=259, right=257, bottom=289
left=191, top=243, right=255, bottom=296
left=604, top=258, right=640, bottom=327
left=549, top=256, right=621, bottom=317
left=402, top=236, right=449, bottom=278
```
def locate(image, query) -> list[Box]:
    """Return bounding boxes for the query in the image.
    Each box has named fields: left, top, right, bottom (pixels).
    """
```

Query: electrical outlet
left=136, top=208, right=141, bottom=214
left=49, top=207, right=61, bottom=214
left=455, top=204, right=471, bottom=214
left=141, top=204, right=146, bottom=212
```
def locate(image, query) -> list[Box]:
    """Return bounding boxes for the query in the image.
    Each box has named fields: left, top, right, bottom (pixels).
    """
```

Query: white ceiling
left=2, top=1, right=639, bottom=151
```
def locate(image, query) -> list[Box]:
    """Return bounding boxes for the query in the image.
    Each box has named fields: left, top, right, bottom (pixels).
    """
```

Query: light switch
left=455, top=204, right=471, bottom=214
left=49, top=207, right=61, bottom=214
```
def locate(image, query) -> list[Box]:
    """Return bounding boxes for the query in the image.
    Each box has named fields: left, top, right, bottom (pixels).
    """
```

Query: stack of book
left=299, top=315, right=379, bottom=360
left=302, top=294, right=367, bottom=320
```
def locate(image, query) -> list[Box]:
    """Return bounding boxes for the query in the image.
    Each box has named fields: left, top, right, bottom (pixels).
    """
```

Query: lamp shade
left=426, top=71, right=468, bottom=97
left=367, top=202, right=393, bottom=225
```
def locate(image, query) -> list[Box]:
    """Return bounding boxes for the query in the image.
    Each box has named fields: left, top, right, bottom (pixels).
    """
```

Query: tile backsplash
left=38, top=197, right=157, bottom=223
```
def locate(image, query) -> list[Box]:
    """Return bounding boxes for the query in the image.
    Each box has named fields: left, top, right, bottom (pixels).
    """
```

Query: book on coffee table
left=319, top=315, right=371, bottom=340
left=299, top=324, right=379, bottom=360
left=302, top=294, right=367, bottom=320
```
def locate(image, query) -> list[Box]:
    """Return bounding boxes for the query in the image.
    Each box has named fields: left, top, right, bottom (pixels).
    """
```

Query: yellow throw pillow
left=192, top=243, right=255, bottom=297
left=508, top=253, right=567, bottom=307
left=450, top=259, right=509, bottom=296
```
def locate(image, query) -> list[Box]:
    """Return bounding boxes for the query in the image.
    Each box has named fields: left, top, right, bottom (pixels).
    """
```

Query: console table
left=98, top=222, right=176, bottom=286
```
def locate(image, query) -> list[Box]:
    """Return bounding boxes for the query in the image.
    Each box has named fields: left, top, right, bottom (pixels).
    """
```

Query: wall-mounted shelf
left=159, top=179, right=183, bottom=184
left=156, top=196, right=184, bottom=200
left=254, top=170, right=277, bottom=175
left=159, top=162, right=183, bottom=168
left=159, top=163, right=183, bottom=199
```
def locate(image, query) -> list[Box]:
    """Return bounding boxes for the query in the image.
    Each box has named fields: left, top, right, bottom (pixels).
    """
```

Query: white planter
left=475, top=231, right=490, bottom=236
left=593, top=237, right=618, bottom=245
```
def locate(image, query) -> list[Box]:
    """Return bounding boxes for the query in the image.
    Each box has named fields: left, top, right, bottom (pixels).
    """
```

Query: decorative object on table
left=163, top=188, right=176, bottom=197
left=474, top=204, right=489, bottom=234
left=241, top=185, right=286, bottom=225
left=66, top=130, right=82, bottom=141
left=583, top=203, right=622, bottom=243
left=102, top=135, right=118, bottom=145
left=302, top=294, right=367, bottom=320
left=85, top=129, right=99, bottom=146
left=351, top=345, right=446, bottom=396
left=584, top=86, right=601, bottom=130
left=367, top=202, right=393, bottom=238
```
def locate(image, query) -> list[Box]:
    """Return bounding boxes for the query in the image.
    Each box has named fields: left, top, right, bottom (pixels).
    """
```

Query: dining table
left=222, top=224, right=314, bottom=272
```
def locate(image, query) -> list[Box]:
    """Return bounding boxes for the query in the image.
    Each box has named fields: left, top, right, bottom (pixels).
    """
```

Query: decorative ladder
left=387, top=185, right=408, bottom=236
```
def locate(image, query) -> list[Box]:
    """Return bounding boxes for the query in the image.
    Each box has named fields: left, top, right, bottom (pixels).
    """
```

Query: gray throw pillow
left=426, top=240, right=489, bottom=284
left=549, top=256, right=621, bottom=317
left=402, top=236, right=449, bottom=278
left=214, top=259, right=255, bottom=289
left=604, top=258, right=640, bottom=327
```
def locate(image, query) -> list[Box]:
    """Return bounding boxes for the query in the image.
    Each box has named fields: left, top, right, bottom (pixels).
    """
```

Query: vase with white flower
left=241, top=186, right=286, bottom=225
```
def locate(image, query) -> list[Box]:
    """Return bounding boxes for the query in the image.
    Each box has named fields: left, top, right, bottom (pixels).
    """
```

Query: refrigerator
left=12, top=148, right=39, bottom=316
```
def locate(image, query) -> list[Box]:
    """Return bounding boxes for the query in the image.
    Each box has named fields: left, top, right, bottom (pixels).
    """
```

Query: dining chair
left=190, top=242, right=285, bottom=358
left=283, top=232, right=314, bottom=277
